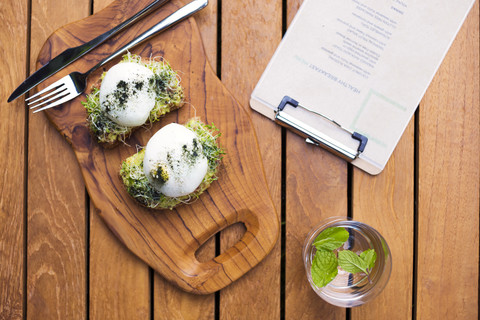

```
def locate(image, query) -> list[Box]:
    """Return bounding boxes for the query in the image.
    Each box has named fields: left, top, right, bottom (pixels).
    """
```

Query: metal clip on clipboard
left=274, top=96, right=368, bottom=161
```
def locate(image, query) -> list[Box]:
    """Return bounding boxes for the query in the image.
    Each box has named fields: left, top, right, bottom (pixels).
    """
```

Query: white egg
left=99, top=62, right=156, bottom=127
left=143, top=123, right=208, bottom=198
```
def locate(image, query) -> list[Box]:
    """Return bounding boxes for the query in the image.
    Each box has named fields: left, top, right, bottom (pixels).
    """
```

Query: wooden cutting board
left=36, top=0, right=279, bottom=294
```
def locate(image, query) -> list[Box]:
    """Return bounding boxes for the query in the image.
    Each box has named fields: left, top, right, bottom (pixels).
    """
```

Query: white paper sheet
left=250, top=0, right=475, bottom=174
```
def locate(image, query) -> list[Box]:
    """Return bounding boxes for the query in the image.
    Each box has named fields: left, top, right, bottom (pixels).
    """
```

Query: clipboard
left=250, top=0, right=476, bottom=175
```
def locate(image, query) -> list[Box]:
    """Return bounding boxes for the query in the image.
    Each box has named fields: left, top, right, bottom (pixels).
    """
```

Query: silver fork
left=28, top=0, right=208, bottom=113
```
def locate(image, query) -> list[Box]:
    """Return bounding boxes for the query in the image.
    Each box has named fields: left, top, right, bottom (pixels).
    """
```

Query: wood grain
left=0, top=1, right=28, bottom=319
left=284, top=1, right=347, bottom=319
left=87, top=1, right=150, bottom=319
left=286, top=134, right=348, bottom=320
left=90, top=209, right=150, bottom=319
left=417, top=1, right=479, bottom=318
left=35, top=0, right=279, bottom=294
left=27, top=1, right=89, bottom=319
left=154, top=278, right=215, bottom=320
left=87, top=1, right=214, bottom=318
left=153, top=1, right=217, bottom=318
left=195, top=0, right=218, bottom=72
left=352, top=120, right=414, bottom=319
left=3, top=0, right=478, bottom=316
left=219, top=0, right=283, bottom=318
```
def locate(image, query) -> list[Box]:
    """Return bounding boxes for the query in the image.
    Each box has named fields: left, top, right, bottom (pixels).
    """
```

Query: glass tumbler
left=303, top=217, right=392, bottom=307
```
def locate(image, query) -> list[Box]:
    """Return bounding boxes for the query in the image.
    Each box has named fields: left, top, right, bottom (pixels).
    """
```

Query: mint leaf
left=360, top=249, right=377, bottom=270
left=311, top=249, right=338, bottom=287
left=313, top=227, right=350, bottom=251
left=338, top=250, right=368, bottom=274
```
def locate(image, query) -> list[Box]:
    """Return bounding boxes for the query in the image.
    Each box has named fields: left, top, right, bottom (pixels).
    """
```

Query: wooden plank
left=153, top=1, right=216, bottom=319
left=284, top=1, right=347, bottom=319
left=0, top=1, right=28, bottom=319
left=196, top=0, right=218, bottom=72
left=87, top=1, right=150, bottom=318
left=27, top=0, right=89, bottom=319
left=219, top=0, right=282, bottom=318
left=352, top=120, right=414, bottom=319
left=89, top=209, right=150, bottom=319
left=285, top=135, right=348, bottom=319
left=154, top=276, right=215, bottom=320
left=416, top=1, right=479, bottom=318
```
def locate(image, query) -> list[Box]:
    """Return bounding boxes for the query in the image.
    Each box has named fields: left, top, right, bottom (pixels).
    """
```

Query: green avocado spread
left=82, top=53, right=184, bottom=145
left=119, top=118, right=224, bottom=210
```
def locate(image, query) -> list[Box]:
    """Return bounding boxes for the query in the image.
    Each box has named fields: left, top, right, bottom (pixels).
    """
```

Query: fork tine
left=26, top=78, right=66, bottom=102
left=32, top=92, right=78, bottom=113
left=28, top=85, right=67, bottom=107
left=29, top=90, right=70, bottom=110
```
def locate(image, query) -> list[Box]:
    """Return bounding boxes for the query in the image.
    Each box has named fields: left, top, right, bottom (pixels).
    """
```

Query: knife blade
left=8, top=0, right=170, bottom=103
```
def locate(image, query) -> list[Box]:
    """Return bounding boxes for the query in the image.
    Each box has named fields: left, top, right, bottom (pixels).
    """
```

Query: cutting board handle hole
left=195, top=222, right=246, bottom=263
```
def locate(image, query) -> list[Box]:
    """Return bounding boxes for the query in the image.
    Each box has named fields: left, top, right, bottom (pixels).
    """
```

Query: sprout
left=82, top=53, right=184, bottom=145
left=119, top=118, right=225, bottom=209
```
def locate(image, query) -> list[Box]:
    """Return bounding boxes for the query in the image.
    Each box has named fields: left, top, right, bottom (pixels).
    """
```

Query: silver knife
left=8, top=0, right=170, bottom=103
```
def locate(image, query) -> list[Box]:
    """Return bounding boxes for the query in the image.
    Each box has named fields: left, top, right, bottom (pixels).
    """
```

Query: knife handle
left=7, top=0, right=170, bottom=102
left=86, top=0, right=209, bottom=76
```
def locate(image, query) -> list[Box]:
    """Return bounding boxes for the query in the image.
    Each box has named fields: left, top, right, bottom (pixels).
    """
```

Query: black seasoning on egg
left=106, top=78, right=151, bottom=113
left=117, top=80, right=128, bottom=90
left=166, top=152, right=174, bottom=170
left=108, top=80, right=130, bottom=111
left=181, top=138, right=202, bottom=167
left=134, top=81, right=144, bottom=91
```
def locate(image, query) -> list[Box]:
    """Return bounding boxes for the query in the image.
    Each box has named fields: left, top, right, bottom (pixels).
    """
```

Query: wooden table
left=1, top=0, right=478, bottom=319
